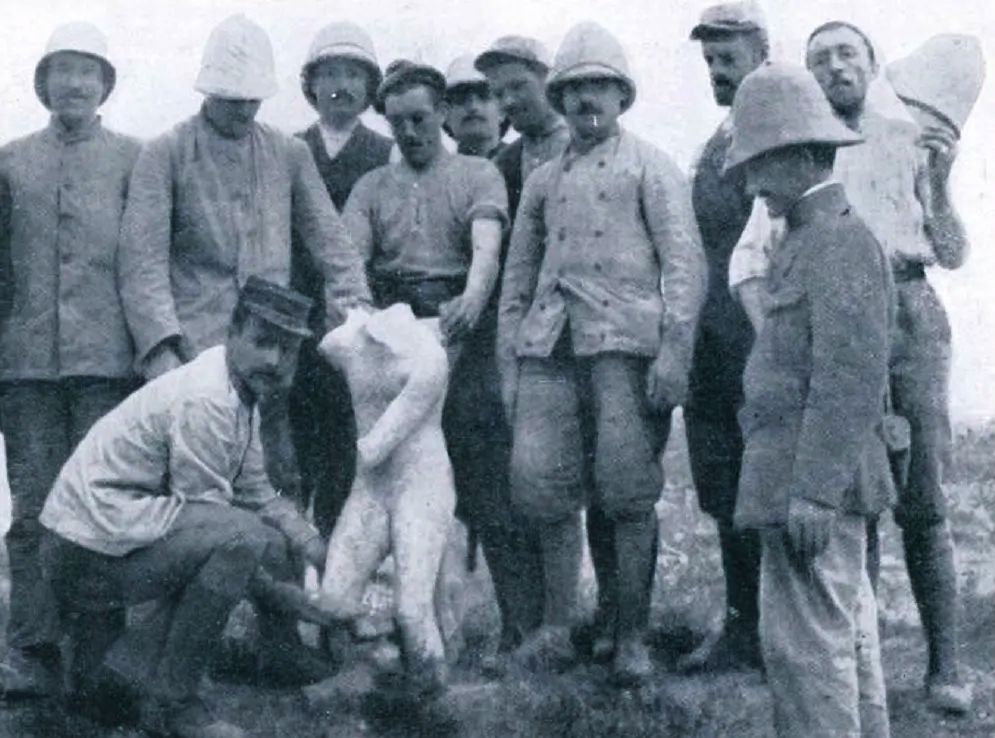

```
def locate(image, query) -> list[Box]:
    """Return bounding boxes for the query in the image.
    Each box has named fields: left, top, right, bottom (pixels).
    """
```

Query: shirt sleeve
left=341, top=172, right=378, bottom=270
left=464, top=159, right=509, bottom=229
left=640, top=147, right=707, bottom=363
left=289, top=138, right=372, bottom=328
left=118, top=136, right=185, bottom=366
left=729, top=198, right=776, bottom=289
left=0, top=159, right=12, bottom=324
left=497, top=166, right=549, bottom=369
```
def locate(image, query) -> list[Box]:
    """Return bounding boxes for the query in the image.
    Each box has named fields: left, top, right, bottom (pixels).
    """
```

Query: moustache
left=575, top=103, right=603, bottom=116
left=461, top=113, right=487, bottom=123
left=711, top=77, right=733, bottom=88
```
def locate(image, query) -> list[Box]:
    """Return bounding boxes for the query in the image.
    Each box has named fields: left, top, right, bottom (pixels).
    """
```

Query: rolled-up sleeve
left=465, top=160, right=509, bottom=230
left=289, top=139, right=372, bottom=329
left=497, top=166, right=549, bottom=369
left=641, top=150, right=706, bottom=363
left=118, top=137, right=184, bottom=365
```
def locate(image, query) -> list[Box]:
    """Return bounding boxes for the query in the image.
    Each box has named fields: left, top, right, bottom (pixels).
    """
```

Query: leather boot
left=903, top=522, right=971, bottom=714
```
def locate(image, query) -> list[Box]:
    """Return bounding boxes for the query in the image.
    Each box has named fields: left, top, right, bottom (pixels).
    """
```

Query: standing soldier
left=727, top=62, right=893, bottom=738
left=730, top=21, right=976, bottom=713
left=498, top=22, right=705, bottom=684
left=679, top=1, right=768, bottom=673
left=293, top=22, right=392, bottom=538
left=118, top=15, right=370, bottom=508
left=0, top=22, right=140, bottom=698
left=443, top=54, right=507, bottom=159
left=340, top=61, right=509, bottom=672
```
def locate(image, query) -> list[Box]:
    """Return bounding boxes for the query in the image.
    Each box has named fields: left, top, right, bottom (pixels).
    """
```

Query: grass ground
left=0, top=414, right=992, bottom=737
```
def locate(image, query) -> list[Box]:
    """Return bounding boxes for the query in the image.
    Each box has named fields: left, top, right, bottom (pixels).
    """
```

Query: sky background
left=1, top=0, right=992, bottom=422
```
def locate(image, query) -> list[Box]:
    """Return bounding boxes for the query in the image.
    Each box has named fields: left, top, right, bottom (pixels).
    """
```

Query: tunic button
left=597, top=161, right=606, bottom=169
left=594, top=230, right=603, bottom=237
left=559, top=195, right=567, bottom=203
left=558, top=228, right=566, bottom=241
left=601, top=299, right=609, bottom=307
left=598, top=192, right=608, bottom=201
left=594, top=263, right=602, bottom=271
left=563, top=163, right=572, bottom=173
left=539, top=303, right=546, bottom=311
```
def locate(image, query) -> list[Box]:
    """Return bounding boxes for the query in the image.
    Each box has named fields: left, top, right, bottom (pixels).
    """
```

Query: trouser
left=319, top=466, right=455, bottom=670
left=288, top=341, right=356, bottom=536
left=373, top=273, right=545, bottom=648
left=0, top=377, right=132, bottom=650
left=43, top=502, right=295, bottom=701
left=510, top=344, right=670, bottom=633
left=886, top=277, right=961, bottom=683
left=759, top=515, right=889, bottom=738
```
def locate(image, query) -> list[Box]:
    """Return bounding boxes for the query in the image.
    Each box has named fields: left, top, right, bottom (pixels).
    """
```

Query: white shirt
left=40, top=346, right=275, bottom=556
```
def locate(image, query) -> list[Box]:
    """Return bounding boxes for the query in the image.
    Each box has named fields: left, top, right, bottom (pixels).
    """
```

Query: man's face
left=806, top=27, right=876, bottom=117
left=700, top=36, right=764, bottom=107
left=445, top=84, right=502, bottom=148
left=310, top=57, right=372, bottom=127
left=484, top=61, right=549, bottom=135
left=203, top=96, right=263, bottom=139
left=744, top=147, right=813, bottom=218
left=45, top=51, right=105, bottom=125
left=384, top=85, right=446, bottom=169
left=560, top=77, right=626, bottom=147
left=228, top=315, right=302, bottom=399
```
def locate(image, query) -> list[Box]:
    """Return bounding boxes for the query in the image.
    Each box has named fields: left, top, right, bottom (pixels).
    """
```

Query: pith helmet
left=725, top=62, right=862, bottom=171
left=300, top=22, right=382, bottom=108
left=546, top=22, right=636, bottom=115
left=35, top=22, right=116, bottom=108
left=475, top=35, right=552, bottom=75
left=887, top=34, right=985, bottom=137
left=195, top=14, right=278, bottom=100
left=446, top=54, right=490, bottom=93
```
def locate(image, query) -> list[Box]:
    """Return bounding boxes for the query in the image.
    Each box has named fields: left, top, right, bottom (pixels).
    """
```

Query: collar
left=47, top=114, right=102, bottom=144
left=562, top=126, right=622, bottom=165
left=399, top=145, right=450, bottom=175
left=785, top=181, right=849, bottom=230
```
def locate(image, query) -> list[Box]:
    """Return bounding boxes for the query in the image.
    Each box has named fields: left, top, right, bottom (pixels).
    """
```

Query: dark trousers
left=288, top=342, right=356, bottom=536
left=0, top=377, right=131, bottom=650
left=43, top=502, right=293, bottom=701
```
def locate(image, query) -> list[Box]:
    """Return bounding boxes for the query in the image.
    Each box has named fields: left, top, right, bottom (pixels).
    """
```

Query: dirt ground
left=0, top=416, right=992, bottom=737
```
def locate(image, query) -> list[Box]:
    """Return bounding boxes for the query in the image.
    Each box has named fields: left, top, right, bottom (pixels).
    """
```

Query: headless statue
left=316, top=303, right=455, bottom=693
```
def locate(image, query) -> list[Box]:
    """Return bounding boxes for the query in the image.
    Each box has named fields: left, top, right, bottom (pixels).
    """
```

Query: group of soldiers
left=0, top=2, right=984, bottom=737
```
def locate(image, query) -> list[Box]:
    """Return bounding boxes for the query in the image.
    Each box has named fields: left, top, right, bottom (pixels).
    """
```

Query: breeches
left=510, top=348, right=670, bottom=523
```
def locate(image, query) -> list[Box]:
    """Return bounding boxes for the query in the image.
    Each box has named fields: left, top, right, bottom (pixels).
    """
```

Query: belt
left=892, top=261, right=926, bottom=283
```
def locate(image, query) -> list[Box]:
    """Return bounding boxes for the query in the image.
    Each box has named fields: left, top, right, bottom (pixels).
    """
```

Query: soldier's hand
left=302, top=535, right=327, bottom=572
left=918, top=124, right=958, bottom=188
left=439, top=294, right=485, bottom=344
left=646, top=352, right=687, bottom=410
left=787, top=498, right=836, bottom=562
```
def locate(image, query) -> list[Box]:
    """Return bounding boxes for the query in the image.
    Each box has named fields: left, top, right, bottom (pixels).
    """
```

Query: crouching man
left=39, top=277, right=333, bottom=738
left=726, top=64, right=894, bottom=738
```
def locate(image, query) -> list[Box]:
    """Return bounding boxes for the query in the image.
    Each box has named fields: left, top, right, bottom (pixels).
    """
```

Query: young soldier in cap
left=341, top=60, right=512, bottom=662
left=499, top=22, right=705, bottom=684
left=444, top=54, right=507, bottom=159
left=40, top=277, right=334, bottom=738
left=726, top=61, right=894, bottom=738
left=730, top=21, right=975, bottom=713
left=0, top=22, right=140, bottom=698
left=118, top=15, right=371, bottom=512
left=678, top=0, right=768, bottom=673
left=292, top=21, right=393, bottom=540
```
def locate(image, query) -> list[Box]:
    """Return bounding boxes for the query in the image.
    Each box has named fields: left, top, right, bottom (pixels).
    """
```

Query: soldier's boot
left=611, top=511, right=657, bottom=687
left=903, top=522, right=971, bottom=714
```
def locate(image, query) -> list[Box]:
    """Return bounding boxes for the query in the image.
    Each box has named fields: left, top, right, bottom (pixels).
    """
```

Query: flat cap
left=375, top=59, right=447, bottom=114
left=690, top=1, right=767, bottom=40
left=475, top=35, right=552, bottom=73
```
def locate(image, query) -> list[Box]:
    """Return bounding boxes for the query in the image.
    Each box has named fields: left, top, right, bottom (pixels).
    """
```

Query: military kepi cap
left=690, top=1, right=767, bottom=40
left=240, top=276, right=314, bottom=337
